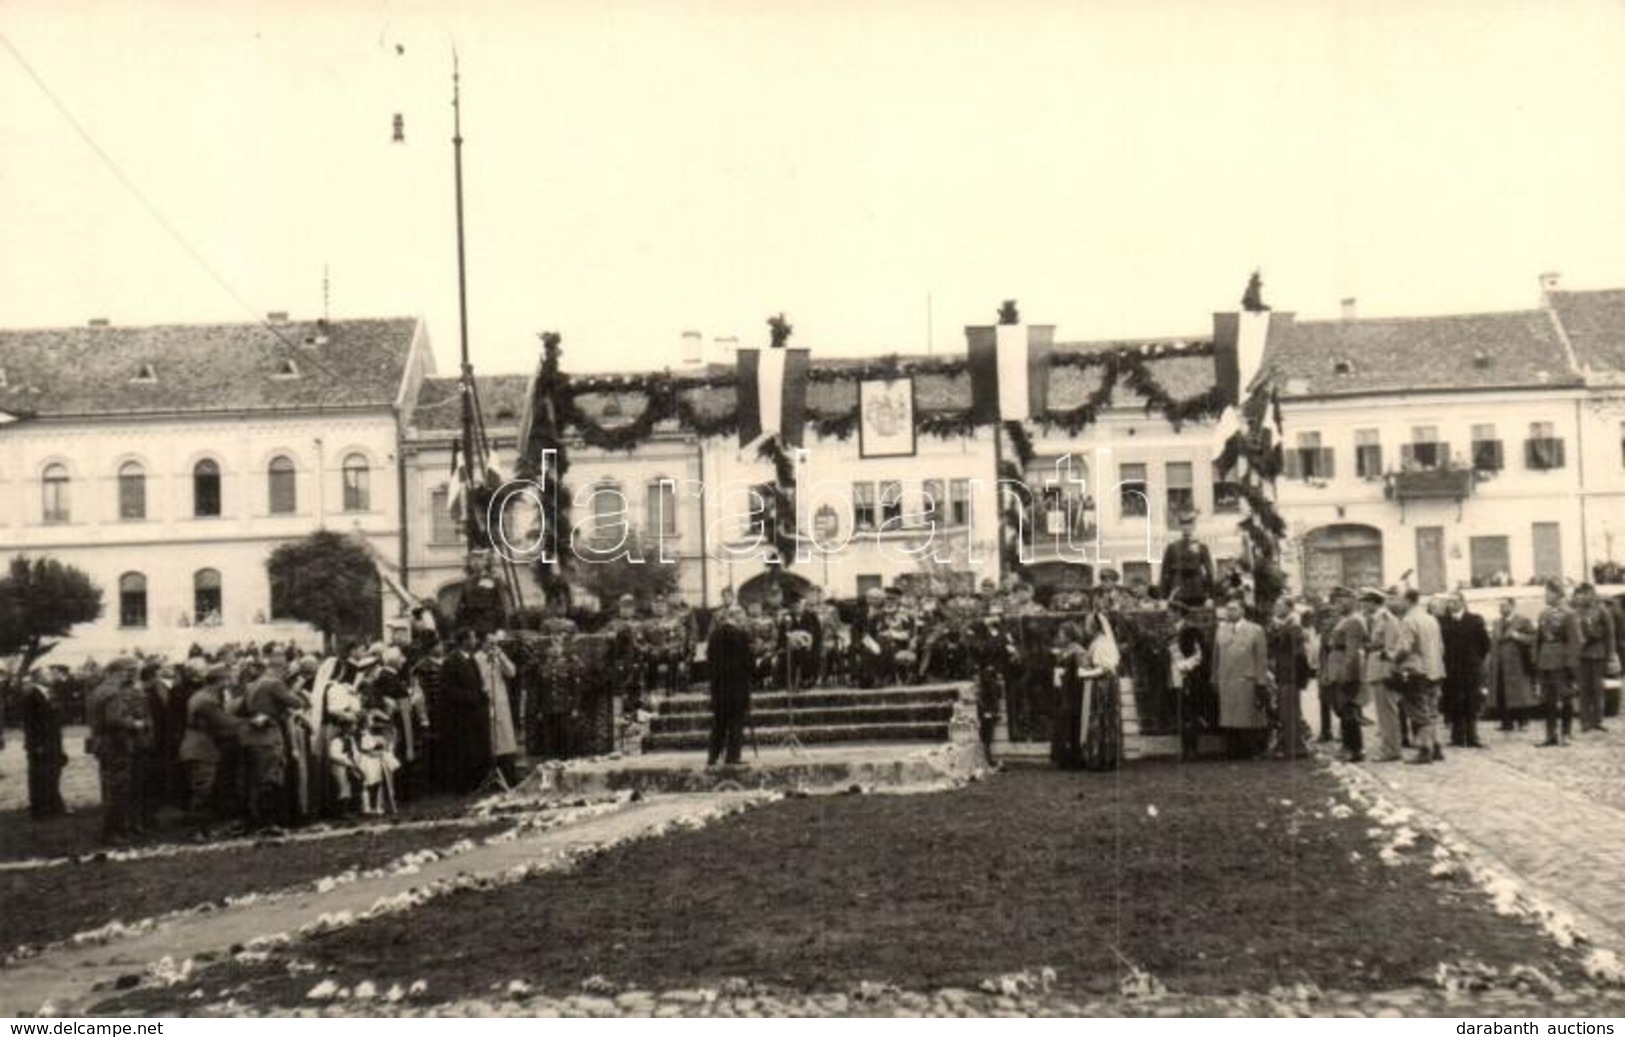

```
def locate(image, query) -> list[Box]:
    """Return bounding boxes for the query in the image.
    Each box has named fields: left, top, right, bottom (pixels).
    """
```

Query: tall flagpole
left=452, top=49, right=479, bottom=546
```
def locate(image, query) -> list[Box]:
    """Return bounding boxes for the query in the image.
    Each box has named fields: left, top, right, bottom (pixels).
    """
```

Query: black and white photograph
left=3, top=0, right=1625, bottom=1026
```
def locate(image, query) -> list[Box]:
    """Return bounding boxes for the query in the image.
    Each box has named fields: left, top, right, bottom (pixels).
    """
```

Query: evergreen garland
left=517, top=312, right=1287, bottom=602
left=517, top=332, right=574, bottom=601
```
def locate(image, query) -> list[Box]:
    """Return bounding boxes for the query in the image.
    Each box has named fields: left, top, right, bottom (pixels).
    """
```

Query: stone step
left=651, top=702, right=956, bottom=735
left=652, top=685, right=960, bottom=715
left=644, top=720, right=950, bottom=753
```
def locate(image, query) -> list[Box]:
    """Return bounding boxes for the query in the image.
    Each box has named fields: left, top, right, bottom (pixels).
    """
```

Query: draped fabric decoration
left=966, top=322, right=1054, bottom=424
left=736, top=315, right=812, bottom=448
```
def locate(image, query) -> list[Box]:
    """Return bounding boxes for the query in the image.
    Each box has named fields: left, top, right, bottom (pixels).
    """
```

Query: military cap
left=1358, top=587, right=1386, bottom=604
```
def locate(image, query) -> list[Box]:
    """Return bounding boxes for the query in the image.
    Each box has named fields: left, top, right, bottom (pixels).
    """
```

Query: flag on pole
left=967, top=324, right=1053, bottom=424
left=737, top=346, right=811, bottom=448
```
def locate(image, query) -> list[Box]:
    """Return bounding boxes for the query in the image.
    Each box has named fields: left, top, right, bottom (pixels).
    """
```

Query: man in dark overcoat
left=1439, top=592, right=1491, bottom=748
left=706, top=606, right=754, bottom=766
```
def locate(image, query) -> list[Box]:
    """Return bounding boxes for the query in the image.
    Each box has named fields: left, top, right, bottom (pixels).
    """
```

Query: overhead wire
left=0, top=30, right=352, bottom=385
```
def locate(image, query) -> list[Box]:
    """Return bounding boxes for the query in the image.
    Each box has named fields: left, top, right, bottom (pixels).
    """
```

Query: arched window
left=41, top=463, right=69, bottom=524
left=118, top=461, right=146, bottom=521
left=193, top=459, right=221, bottom=518
left=268, top=455, right=297, bottom=515
left=193, top=568, right=222, bottom=624
left=119, top=572, right=148, bottom=629
left=341, top=453, right=370, bottom=512
left=591, top=481, right=627, bottom=542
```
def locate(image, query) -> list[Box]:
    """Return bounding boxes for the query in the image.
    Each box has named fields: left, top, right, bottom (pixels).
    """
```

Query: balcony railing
left=1385, top=466, right=1474, bottom=502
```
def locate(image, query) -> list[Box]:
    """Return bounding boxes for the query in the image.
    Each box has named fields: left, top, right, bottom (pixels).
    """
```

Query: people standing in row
left=1394, top=588, right=1446, bottom=765
left=1438, top=592, right=1490, bottom=749
left=1534, top=580, right=1582, bottom=748
left=1487, top=596, right=1539, bottom=731
left=1213, top=594, right=1270, bottom=759
left=1362, top=589, right=1405, bottom=763
left=1323, top=588, right=1369, bottom=762
left=1572, top=582, right=1618, bottom=735
left=19, top=672, right=68, bottom=820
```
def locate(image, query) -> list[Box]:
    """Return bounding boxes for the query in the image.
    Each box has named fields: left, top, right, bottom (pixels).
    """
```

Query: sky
left=3, top=0, right=1624, bottom=375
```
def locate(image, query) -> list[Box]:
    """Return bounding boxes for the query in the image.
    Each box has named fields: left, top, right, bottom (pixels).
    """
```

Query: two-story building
left=1264, top=303, right=1588, bottom=595
left=0, top=315, right=433, bottom=657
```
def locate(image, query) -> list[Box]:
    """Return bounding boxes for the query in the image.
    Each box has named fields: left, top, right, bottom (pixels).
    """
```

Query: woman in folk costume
left=478, top=632, right=521, bottom=786
left=1050, top=610, right=1123, bottom=771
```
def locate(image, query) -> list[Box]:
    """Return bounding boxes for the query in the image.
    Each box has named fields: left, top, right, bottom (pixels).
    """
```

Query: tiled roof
left=568, top=341, right=1217, bottom=426
left=1546, top=289, right=1625, bottom=374
left=412, top=373, right=533, bottom=434
left=0, top=317, right=422, bottom=417
left=1264, top=310, right=1579, bottom=398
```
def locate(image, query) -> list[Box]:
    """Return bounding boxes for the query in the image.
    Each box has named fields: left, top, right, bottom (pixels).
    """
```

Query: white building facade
left=0, top=316, right=433, bottom=658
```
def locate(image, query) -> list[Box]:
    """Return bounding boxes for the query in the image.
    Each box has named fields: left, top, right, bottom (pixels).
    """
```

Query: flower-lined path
left=0, top=792, right=750, bottom=1016
left=1352, top=729, right=1625, bottom=951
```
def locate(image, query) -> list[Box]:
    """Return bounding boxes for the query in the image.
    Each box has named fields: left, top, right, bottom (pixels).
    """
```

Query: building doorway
left=1416, top=526, right=1446, bottom=593
left=1302, top=524, right=1383, bottom=596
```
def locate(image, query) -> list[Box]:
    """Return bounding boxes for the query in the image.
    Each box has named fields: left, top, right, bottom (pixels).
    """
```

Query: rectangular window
left=1165, top=462, right=1195, bottom=528
left=949, top=478, right=971, bottom=527
left=1354, top=429, right=1382, bottom=479
left=1525, top=422, right=1566, bottom=470
left=1469, top=536, right=1512, bottom=587
left=647, top=480, right=678, bottom=538
left=1402, top=427, right=1449, bottom=470
left=269, top=467, right=297, bottom=515
left=1470, top=424, right=1503, bottom=472
left=430, top=487, right=460, bottom=543
left=1532, top=522, right=1563, bottom=582
left=852, top=482, right=876, bottom=531
left=922, top=479, right=944, bottom=524
left=1212, top=461, right=1242, bottom=513
left=879, top=480, right=904, bottom=526
left=1119, top=463, right=1148, bottom=518
left=1285, top=431, right=1335, bottom=480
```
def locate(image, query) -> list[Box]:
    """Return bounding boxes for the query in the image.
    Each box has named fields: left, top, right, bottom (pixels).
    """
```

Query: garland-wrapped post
left=519, top=331, right=573, bottom=604
left=758, top=314, right=800, bottom=579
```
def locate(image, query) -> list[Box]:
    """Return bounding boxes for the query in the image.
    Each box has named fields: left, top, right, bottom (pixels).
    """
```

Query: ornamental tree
left=0, top=555, right=104, bottom=674
left=266, top=531, right=381, bottom=649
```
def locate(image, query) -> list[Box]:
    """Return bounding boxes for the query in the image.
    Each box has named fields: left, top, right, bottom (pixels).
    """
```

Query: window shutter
left=1284, top=449, right=1302, bottom=479
left=1318, top=448, right=1336, bottom=479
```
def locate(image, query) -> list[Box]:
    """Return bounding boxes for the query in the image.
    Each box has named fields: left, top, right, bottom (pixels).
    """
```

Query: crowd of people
left=1314, top=580, right=1619, bottom=764
left=6, top=525, right=1620, bottom=841
left=5, top=621, right=534, bottom=843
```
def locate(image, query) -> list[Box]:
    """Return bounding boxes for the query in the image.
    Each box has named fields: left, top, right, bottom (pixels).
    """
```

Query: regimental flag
left=737, top=345, right=811, bottom=448
left=967, top=324, right=1054, bottom=424
left=1212, top=309, right=1273, bottom=406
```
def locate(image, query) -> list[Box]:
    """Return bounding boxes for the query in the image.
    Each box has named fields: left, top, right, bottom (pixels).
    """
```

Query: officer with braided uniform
left=641, top=593, right=690, bottom=696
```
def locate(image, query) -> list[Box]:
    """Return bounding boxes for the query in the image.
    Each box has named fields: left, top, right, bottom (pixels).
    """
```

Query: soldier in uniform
left=606, top=594, right=648, bottom=708
left=970, top=605, right=1019, bottom=760
left=95, top=659, right=154, bottom=843
left=1159, top=511, right=1216, bottom=608
left=786, top=592, right=823, bottom=691
left=642, top=593, right=689, bottom=696
left=744, top=598, right=783, bottom=688
left=179, top=664, right=242, bottom=822
left=1572, top=582, right=1618, bottom=734
left=1534, top=580, right=1582, bottom=747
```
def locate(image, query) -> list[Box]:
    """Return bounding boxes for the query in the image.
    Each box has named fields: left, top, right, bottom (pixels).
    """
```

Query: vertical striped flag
left=967, top=324, right=1053, bottom=424
left=737, top=346, right=811, bottom=448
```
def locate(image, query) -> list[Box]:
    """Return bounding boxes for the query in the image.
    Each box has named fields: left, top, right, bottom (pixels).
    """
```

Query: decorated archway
left=736, top=569, right=816, bottom=609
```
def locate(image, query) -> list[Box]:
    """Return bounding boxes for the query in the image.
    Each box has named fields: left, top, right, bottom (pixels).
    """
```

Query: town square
left=3, top=0, right=1625, bottom=1025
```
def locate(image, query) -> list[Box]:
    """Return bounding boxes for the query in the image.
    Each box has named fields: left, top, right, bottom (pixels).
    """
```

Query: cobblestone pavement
left=1352, top=726, right=1625, bottom=947
left=0, top=793, right=753, bottom=1016
left=0, top=725, right=99, bottom=812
